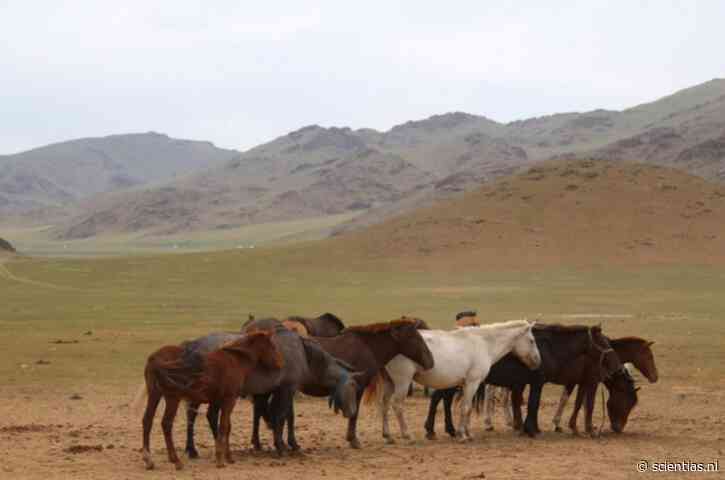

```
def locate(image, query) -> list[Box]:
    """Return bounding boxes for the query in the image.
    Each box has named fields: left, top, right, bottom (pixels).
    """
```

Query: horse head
left=223, top=331, right=283, bottom=370
left=391, top=318, right=435, bottom=370
left=329, top=369, right=364, bottom=419
left=511, top=321, right=542, bottom=370
left=605, top=367, right=639, bottom=433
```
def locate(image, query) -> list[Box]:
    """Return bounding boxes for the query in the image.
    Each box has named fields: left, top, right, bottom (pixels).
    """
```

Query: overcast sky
left=2, top=1, right=724, bottom=154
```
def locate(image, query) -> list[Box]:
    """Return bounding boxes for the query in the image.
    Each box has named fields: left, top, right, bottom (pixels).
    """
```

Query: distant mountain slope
left=0, top=132, right=239, bottom=215
left=19, top=78, right=725, bottom=239
left=320, top=159, right=725, bottom=267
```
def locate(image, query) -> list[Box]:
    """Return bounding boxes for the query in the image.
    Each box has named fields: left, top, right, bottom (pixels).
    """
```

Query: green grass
left=2, top=247, right=724, bottom=393
left=1, top=211, right=360, bottom=257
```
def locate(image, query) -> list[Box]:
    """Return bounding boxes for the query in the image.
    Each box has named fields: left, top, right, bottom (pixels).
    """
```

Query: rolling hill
left=4, top=79, right=725, bottom=241
left=0, top=132, right=239, bottom=217
left=318, top=159, right=725, bottom=268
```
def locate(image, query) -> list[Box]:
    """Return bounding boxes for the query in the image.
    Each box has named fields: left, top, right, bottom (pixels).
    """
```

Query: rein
left=587, top=327, right=619, bottom=381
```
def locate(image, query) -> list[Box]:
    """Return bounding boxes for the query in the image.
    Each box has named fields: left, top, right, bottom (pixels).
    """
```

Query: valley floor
left=1, top=252, right=723, bottom=478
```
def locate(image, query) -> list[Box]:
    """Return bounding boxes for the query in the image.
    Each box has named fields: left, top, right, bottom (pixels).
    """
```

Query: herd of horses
left=136, top=311, right=658, bottom=470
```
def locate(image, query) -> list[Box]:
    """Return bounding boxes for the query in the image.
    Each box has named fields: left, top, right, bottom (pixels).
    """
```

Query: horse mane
left=343, top=317, right=419, bottom=334
left=455, top=310, right=477, bottom=320
left=609, top=336, right=649, bottom=346
left=317, top=312, right=346, bottom=330
left=474, top=319, right=530, bottom=331
left=533, top=323, right=593, bottom=333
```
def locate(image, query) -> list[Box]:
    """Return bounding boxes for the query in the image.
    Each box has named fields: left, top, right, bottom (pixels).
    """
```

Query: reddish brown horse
left=140, top=331, right=283, bottom=470
left=312, top=317, right=435, bottom=448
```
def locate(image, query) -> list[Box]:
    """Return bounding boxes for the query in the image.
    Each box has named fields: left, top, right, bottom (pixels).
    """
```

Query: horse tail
left=472, top=383, right=487, bottom=415
left=144, top=349, right=206, bottom=401
left=131, top=382, right=148, bottom=416
left=362, top=372, right=384, bottom=407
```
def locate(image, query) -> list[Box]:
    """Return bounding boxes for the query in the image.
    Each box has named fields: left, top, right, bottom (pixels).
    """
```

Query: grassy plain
left=1, top=247, right=723, bottom=479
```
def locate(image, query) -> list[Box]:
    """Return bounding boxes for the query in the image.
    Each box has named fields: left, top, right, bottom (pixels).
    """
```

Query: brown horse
left=140, top=331, right=283, bottom=470
left=553, top=336, right=657, bottom=433
left=312, top=317, right=435, bottom=448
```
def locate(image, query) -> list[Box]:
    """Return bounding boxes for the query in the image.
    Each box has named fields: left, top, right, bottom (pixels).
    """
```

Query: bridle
left=587, top=327, right=624, bottom=381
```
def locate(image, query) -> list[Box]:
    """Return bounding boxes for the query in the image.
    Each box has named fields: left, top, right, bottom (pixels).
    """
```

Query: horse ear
left=646, top=341, right=655, bottom=347
left=634, top=387, right=641, bottom=392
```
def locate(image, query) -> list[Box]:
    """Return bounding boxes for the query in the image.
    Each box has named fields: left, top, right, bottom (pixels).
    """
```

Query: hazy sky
left=2, top=1, right=724, bottom=154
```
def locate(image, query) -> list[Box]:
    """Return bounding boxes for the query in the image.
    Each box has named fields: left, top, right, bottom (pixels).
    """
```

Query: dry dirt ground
left=1, top=378, right=723, bottom=480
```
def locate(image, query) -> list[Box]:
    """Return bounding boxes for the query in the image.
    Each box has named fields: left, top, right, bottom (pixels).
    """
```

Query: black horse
left=424, top=324, right=632, bottom=438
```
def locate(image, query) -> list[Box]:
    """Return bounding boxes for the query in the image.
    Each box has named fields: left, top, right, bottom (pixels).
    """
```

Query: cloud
left=1, top=0, right=723, bottom=154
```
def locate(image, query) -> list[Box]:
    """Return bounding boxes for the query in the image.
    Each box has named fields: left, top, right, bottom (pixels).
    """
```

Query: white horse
left=374, top=320, right=541, bottom=442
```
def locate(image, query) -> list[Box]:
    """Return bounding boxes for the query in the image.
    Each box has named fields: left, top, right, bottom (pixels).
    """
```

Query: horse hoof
left=425, top=431, right=436, bottom=440
left=186, top=449, right=199, bottom=459
left=554, top=426, right=563, bottom=433
left=349, top=439, right=362, bottom=449
left=144, top=462, right=155, bottom=471
left=289, top=443, right=301, bottom=452
left=384, top=437, right=395, bottom=445
left=216, top=463, right=226, bottom=469
left=174, top=462, right=184, bottom=471
left=485, top=426, right=494, bottom=432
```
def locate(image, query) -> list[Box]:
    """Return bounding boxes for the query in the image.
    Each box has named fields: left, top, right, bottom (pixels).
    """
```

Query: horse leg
left=215, top=398, right=236, bottom=468
left=271, top=389, right=293, bottom=456
left=251, top=395, right=267, bottom=451
left=392, top=384, right=412, bottom=441
left=207, top=402, right=220, bottom=439
left=483, top=384, right=495, bottom=431
left=456, top=380, right=480, bottom=442
left=184, top=402, right=200, bottom=459
left=141, top=388, right=161, bottom=470
left=286, top=399, right=301, bottom=451
left=424, top=389, right=443, bottom=439
left=443, top=389, right=456, bottom=438
left=160, top=396, right=183, bottom=470
left=553, top=384, right=575, bottom=432
left=523, top=383, right=543, bottom=437
left=584, top=383, right=598, bottom=436
left=502, top=388, right=514, bottom=427
left=345, top=390, right=363, bottom=449
left=381, top=374, right=395, bottom=443
left=568, top=385, right=584, bottom=435
left=510, top=385, right=524, bottom=431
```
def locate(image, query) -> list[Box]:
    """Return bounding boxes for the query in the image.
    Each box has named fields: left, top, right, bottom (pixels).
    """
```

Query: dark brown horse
left=552, top=336, right=656, bottom=433
left=311, top=317, right=435, bottom=448
left=425, top=324, right=629, bottom=438
left=139, top=332, right=283, bottom=470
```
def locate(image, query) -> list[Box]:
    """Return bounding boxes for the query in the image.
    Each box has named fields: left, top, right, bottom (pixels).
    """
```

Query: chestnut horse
left=139, top=331, right=282, bottom=470
left=551, top=336, right=656, bottom=433
left=311, top=317, right=435, bottom=448
left=425, top=324, right=627, bottom=438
